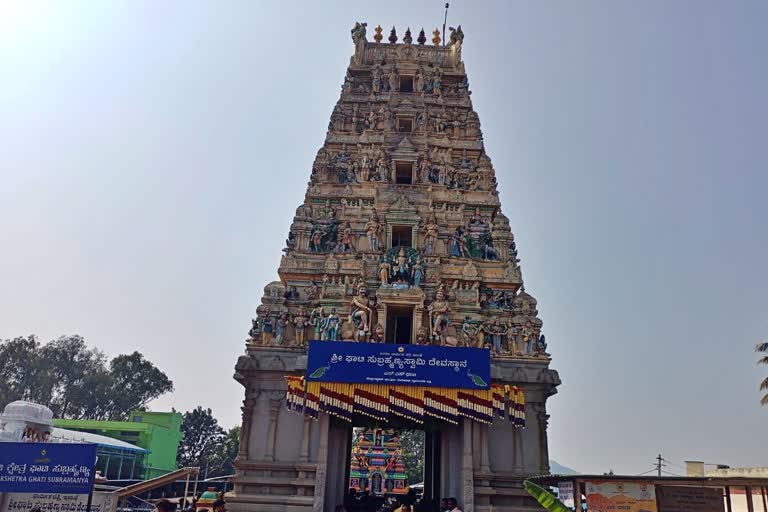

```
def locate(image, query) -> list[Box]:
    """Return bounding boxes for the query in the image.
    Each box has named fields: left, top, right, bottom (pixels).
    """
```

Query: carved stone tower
left=231, top=23, right=560, bottom=512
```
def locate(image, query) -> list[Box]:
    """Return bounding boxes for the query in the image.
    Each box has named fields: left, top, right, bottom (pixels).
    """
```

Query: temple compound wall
left=230, top=23, right=560, bottom=512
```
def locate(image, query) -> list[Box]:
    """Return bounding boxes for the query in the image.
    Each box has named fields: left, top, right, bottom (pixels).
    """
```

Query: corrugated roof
left=51, top=427, right=148, bottom=452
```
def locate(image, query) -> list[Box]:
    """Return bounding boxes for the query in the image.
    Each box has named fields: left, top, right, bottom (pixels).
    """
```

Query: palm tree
left=757, top=341, right=768, bottom=406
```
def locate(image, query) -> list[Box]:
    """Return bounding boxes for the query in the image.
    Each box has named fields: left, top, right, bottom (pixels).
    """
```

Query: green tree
left=177, top=407, right=227, bottom=475
left=758, top=341, right=768, bottom=406
left=0, top=335, right=174, bottom=421
left=398, top=429, right=425, bottom=485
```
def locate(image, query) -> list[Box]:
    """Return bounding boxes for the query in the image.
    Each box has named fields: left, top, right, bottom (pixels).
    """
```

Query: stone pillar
left=237, top=396, right=256, bottom=460
left=461, top=418, right=475, bottom=512
left=480, top=424, right=491, bottom=473
left=265, top=398, right=282, bottom=462
left=312, top=414, right=330, bottom=512
left=535, top=403, right=551, bottom=473
left=300, top=417, right=312, bottom=462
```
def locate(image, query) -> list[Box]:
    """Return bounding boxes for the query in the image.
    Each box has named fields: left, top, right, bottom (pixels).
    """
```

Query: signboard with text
left=305, top=341, right=491, bottom=389
left=558, top=481, right=575, bottom=509
left=656, top=486, right=724, bottom=512
left=585, top=480, right=657, bottom=512
left=0, top=443, right=97, bottom=494
left=1, top=492, right=116, bottom=512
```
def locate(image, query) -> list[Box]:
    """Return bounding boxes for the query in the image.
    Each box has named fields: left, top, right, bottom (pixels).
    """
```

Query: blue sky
left=1, top=1, right=766, bottom=474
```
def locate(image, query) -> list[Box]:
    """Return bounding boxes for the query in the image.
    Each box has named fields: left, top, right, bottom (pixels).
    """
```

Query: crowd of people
left=339, top=489, right=463, bottom=512
left=155, top=494, right=227, bottom=512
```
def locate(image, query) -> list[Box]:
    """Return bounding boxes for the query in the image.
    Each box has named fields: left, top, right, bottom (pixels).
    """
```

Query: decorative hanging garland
left=284, top=376, right=525, bottom=427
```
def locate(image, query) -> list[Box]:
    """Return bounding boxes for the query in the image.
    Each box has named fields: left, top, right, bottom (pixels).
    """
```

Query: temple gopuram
left=349, top=428, right=408, bottom=496
left=232, top=23, right=561, bottom=512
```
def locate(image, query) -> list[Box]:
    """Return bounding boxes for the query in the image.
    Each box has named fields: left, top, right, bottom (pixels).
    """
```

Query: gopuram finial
left=432, top=28, right=441, bottom=46
left=403, top=27, right=412, bottom=44
left=374, top=25, right=383, bottom=44
left=389, top=26, right=398, bottom=44
left=417, top=28, right=427, bottom=45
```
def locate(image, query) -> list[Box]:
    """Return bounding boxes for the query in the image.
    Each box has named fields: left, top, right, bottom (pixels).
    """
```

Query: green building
left=53, top=411, right=182, bottom=479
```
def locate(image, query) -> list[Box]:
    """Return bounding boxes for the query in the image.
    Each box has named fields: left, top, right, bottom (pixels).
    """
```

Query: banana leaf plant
left=523, top=480, right=573, bottom=512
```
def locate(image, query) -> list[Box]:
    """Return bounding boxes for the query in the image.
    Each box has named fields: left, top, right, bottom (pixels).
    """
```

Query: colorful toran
left=284, top=376, right=525, bottom=426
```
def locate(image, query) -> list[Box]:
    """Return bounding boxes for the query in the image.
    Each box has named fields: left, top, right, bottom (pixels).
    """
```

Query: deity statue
left=448, top=25, right=464, bottom=47
left=366, top=110, right=376, bottom=130
left=393, top=248, right=410, bottom=284
left=365, top=209, right=382, bottom=251
left=371, top=322, right=385, bottom=343
left=306, top=281, right=319, bottom=300
left=292, top=306, right=308, bottom=348
left=336, top=221, right=355, bottom=252
left=248, top=317, right=260, bottom=341
left=489, top=318, right=504, bottom=355
left=428, top=284, right=450, bottom=343
left=416, top=111, right=428, bottom=132
left=349, top=283, right=374, bottom=341
left=310, top=306, right=324, bottom=341
left=388, top=66, right=399, bottom=92
left=261, top=309, right=273, bottom=345
left=414, top=69, right=425, bottom=93
left=506, top=323, right=520, bottom=354
left=411, top=256, right=425, bottom=288
left=461, top=317, right=476, bottom=347
left=521, top=321, right=538, bottom=355
left=275, top=313, right=289, bottom=345
left=320, top=307, right=341, bottom=341
left=378, top=261, right=390, bottom=287
left=415, top=326, right=428, bottom=345
left=476, top=321, right=487, bottom=349
left=422, top=213, right=439, bottom=255
left=371, top=65, right=382, bottom=93
left=536, top=333, right=547, bottom=355
left=351, top=22, right=368, bottom=44
left=432, top=69, right=442, bottom=96
left=449, top=226, right=468, bottom=257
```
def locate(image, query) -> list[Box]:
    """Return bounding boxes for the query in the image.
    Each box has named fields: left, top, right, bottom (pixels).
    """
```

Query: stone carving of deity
left=418, top=156, right=431, bottom=183
left=378, top=261, right=390, bottom=287
left=411, top=256, right=425, bottom=288
left=388, top=66, right=399, bottom=92
left=450, top=226, right=469, bottom=258
left=336, top=221, right=355, bottom=252
left=415, top=326, right=428, bottom=345
left=365, top=209, right=382, bottom=251
left=320, top=307, right=341, bottom=341
left=422, top=214, right=439, bottom=255
left=348, top=283, right=374, bottom=341
left=428, top=284, right=450, bottom=344
left=371, top=323, right=385, bottom=343
left=371, top=66, right=381, bottom=93
left=261, top=309, right=273, bottom=345
left=292, top=306, right=308, bottom=348
left=392, top=248, right=410, bottom=284
left=275, top=313, right=289, bottom=345
left=415, top=69, right=425, bottom=93
left=310, top=306, right=324, bottom=341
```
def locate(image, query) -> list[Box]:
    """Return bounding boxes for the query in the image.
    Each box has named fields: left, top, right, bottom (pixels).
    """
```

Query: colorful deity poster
left=585, top=480, right=657, bottom=512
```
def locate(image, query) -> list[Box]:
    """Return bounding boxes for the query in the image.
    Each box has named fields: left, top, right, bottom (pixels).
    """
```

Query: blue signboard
left=305, top=341, right=491, bottom=389
left=0, top=442, right=97, bottom=494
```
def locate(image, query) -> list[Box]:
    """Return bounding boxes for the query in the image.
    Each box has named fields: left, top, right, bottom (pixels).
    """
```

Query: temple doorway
left=346, top=424, right=431, bottom=512
left=385, top=305, right=413, bottom=344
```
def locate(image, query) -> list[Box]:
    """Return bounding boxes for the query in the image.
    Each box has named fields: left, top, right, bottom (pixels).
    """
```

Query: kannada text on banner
left=0, top=443, right=97, bottom=494
left=586, top=480, right=658, bottom=512
left=1, top=492, right=116, bottom=512
left=305, top=341, right=491, bottom=389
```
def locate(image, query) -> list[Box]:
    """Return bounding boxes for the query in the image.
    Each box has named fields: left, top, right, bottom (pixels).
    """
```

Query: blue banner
left=305, top=341, right=490, bottom=389
left=0, top=443, right=97, bottom=494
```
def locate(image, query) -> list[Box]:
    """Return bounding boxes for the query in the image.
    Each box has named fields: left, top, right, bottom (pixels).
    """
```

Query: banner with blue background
left=0, top=443, right=97, bottom=494
left=305, top=341, right=491, bottom=389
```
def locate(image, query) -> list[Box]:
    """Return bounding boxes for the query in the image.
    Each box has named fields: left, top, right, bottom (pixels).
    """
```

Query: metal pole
left=442, top=3, right=449, bottom=47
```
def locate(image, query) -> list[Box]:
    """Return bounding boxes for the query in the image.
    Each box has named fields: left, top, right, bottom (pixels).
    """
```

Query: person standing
left=446, top=498, right=462, bottom=512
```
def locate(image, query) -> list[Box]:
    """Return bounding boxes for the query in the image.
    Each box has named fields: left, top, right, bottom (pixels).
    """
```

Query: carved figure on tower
left=349, top=283, right=374, bottom=341
left=365, top=209, right=382, bottom=251
left=428, top=284, right=450, bottom=344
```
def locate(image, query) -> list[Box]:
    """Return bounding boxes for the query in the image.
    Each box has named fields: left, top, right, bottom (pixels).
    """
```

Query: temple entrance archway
left=338, top=418, right=452, bottom=512
left=385, top=305, right=414, bottom=344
